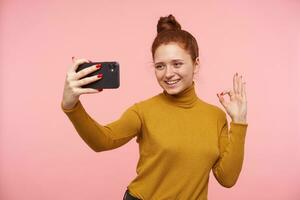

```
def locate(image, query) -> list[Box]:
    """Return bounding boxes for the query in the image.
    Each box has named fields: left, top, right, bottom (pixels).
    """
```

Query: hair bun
left=157, top=14, right=181, bottom=34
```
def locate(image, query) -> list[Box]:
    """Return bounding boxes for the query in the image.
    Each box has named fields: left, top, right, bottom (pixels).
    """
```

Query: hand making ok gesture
left=217, top=72, right=247, bottom=124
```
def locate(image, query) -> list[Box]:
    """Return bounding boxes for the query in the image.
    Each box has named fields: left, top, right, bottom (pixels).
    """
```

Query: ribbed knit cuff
left=230, top=121, right=248, bottom=127
left=229, top=122, right=248, bottom=138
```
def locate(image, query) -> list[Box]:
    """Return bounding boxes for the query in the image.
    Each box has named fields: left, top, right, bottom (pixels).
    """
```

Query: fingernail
left=97, top=73, right=103, bottom=78
left=220, top=92, right=224, bottom=95
left=96, top=64, right=102, bottom=69
left=72, top=56, right=75, bottom=60
left=98, top=89, right=103, bottom=91
left=88, top=60, right=92, bottom=63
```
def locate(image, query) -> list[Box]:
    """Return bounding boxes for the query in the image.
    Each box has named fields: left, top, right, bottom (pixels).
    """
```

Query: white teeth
left=165, top=79, right=180, bottom=85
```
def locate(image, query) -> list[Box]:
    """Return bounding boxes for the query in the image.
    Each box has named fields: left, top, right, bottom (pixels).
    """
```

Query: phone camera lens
left=109, top=63, right=116, bottom=72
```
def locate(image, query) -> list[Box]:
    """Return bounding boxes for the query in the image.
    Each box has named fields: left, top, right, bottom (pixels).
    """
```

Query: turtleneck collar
left=161, top=81, right=198, bottom=108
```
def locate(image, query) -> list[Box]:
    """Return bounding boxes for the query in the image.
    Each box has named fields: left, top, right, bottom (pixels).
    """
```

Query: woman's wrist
left=61, top=100, right=78, bottom=110
left=231, top=117, right=247, bottom=124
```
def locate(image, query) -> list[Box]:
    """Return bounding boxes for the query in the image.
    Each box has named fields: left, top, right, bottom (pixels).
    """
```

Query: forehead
left=154, top=43, right=190, bottom=62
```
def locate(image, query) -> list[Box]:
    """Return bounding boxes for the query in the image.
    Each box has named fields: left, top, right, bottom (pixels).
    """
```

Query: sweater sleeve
left=212, top=110, right=248, bottom=188
left=61, top=100, right=142, bottom=152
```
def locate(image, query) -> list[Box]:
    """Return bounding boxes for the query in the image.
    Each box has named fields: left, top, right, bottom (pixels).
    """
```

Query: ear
left=193, top=57, right=200, bottom=75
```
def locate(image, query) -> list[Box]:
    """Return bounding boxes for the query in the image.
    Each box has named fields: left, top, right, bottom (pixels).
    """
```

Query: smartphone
left=75, top=61, right=120, bottom=89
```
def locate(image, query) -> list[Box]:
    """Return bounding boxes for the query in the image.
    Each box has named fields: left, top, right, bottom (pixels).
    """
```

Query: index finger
left=68, top=57, right=91, bottom=72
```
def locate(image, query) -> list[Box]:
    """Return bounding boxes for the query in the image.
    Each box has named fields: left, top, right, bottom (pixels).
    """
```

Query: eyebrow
left=154, top=59, right=184, bottom=65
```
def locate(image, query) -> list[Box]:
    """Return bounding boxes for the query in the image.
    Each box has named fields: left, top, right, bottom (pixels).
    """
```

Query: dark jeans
left=123, top=189, right=141, bottom=200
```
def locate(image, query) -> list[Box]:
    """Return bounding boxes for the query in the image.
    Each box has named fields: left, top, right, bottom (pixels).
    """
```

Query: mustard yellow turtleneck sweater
left=61, top=82, right=248, bottom=200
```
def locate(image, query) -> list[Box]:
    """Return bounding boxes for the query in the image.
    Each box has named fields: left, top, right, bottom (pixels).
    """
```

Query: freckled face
left=153, top=42, right=199, bottom=95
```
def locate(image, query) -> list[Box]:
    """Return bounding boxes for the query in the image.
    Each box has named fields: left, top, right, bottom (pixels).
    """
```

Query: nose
left=164, top=65, right=175, bottom=78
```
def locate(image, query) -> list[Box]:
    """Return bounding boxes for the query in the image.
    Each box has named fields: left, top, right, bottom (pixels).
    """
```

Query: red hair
left=151, top=14, right=199, bottom=63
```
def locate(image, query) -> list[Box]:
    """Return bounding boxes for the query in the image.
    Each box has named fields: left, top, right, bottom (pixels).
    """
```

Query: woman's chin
left=163, top=84, right=182, bottom=95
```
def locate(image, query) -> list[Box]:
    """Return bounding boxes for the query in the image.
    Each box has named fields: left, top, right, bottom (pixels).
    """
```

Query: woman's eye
left=155, top=65, right=164, bottom=70
left=174, top=62, right=183, bottom=67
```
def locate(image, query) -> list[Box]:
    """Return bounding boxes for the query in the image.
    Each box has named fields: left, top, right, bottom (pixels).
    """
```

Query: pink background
left=1, top=0, right=299, bottom=199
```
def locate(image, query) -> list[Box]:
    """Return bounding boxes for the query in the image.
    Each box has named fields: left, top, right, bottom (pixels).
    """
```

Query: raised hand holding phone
left=75, top=61, right=120, bottom=89
left=61, top=57, right=103, bottom=110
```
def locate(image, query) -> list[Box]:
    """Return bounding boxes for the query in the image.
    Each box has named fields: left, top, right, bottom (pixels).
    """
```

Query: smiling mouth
left=164, top=79, right=181, bottom=86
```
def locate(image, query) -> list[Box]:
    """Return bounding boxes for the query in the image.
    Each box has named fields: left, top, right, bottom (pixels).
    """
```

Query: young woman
left=61, top=14, right=248, bottom=200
